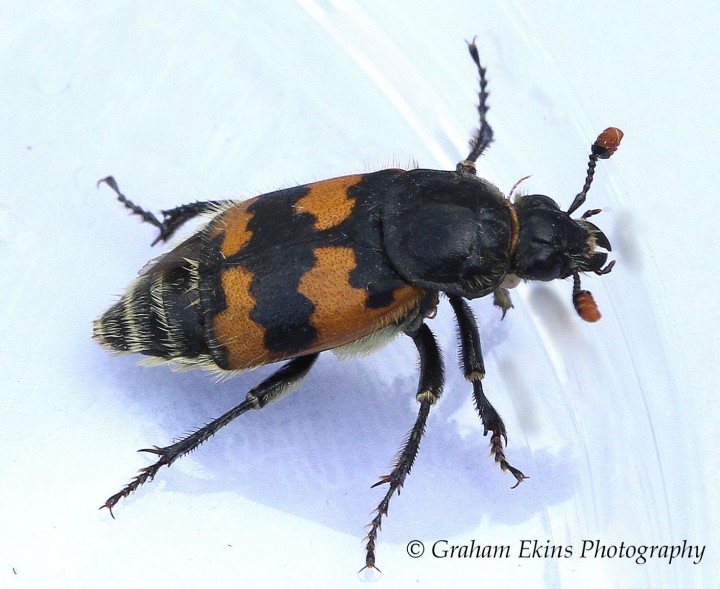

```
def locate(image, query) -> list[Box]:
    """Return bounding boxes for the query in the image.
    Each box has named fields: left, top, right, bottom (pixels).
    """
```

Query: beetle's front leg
left=492, top=286, right=514, bottom=318
left=363, top=322, right=444, bottom=572
left=448, top=296, right=527, bottom=487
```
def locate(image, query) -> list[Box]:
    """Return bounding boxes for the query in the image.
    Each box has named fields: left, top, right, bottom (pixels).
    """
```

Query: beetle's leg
left=363, top=323, right=443, bottom=572
left=97, top=176, right=231, bottom=245
left=457, top=39, right=494, bottom=175
left=101, top=353, right=319, bottom=515
left=153, top=201, right=231, bottom=245
left=492, top=287, right=514, bottom=319
left=448, top=296, right=527, bottom=487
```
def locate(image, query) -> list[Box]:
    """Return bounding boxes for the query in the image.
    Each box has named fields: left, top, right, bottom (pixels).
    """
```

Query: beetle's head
left=512, top=194, right=612, bottom=281
left=506, top=127, right=622, bottom=322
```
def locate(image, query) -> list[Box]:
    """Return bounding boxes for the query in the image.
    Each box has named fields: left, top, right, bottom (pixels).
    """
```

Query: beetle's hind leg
left=363, top=323, right=444, bottom=572
left=97, top=176, right=231, bottom=244
left=448, top=296, right=527, bottom=486
left=101, top=353, right=319, bottom=516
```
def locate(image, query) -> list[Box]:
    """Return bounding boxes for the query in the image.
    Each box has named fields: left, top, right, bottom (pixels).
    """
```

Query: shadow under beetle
left=95, top=40, right=622, bottom=571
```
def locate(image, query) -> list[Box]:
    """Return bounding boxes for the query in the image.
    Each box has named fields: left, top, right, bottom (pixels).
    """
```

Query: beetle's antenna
left=567, top=127, right=623, bottom=215
left=572, top=271, right=602, bottom=323
left=457, top=39, right=494, bottom=175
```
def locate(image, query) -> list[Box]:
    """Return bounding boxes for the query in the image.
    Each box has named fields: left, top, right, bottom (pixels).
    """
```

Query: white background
left=1, top=1, right=717, bottom=587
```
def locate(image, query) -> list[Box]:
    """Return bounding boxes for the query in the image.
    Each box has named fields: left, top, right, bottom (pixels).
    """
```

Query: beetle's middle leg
left=448, top=295, right=527, bottom=487
left=363, top=323, right=444, bottom=571
left=101, top=353, right=319, bottom=515
left=458, top=40, right=494, bottom=175
left=98, top=176, right=231, bottom=244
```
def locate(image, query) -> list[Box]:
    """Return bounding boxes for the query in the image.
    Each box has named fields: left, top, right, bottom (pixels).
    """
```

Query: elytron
left=95, top=40, right=622, bottom=571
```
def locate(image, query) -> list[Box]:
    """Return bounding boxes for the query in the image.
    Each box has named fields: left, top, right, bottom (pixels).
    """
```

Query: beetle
left=94, top=40, right=622, bottom=571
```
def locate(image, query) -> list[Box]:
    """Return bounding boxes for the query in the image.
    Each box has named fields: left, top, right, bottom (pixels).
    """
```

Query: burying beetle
left=95, top=40, right=622, bottom=571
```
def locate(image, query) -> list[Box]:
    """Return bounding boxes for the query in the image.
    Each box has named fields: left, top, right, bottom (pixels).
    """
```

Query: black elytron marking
left=344, top=173, right=409, bottom=309
left=242, top=185, right=318, bottom=355
left=214, top=171, right=410, bottom=356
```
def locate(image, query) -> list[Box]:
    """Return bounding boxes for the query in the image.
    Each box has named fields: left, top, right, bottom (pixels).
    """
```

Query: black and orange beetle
left=95, top=41, right=622, bottom=571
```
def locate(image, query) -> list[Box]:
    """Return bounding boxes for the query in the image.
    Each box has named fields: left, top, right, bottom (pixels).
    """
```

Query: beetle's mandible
left=95, top=40, right=622, bottom=572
